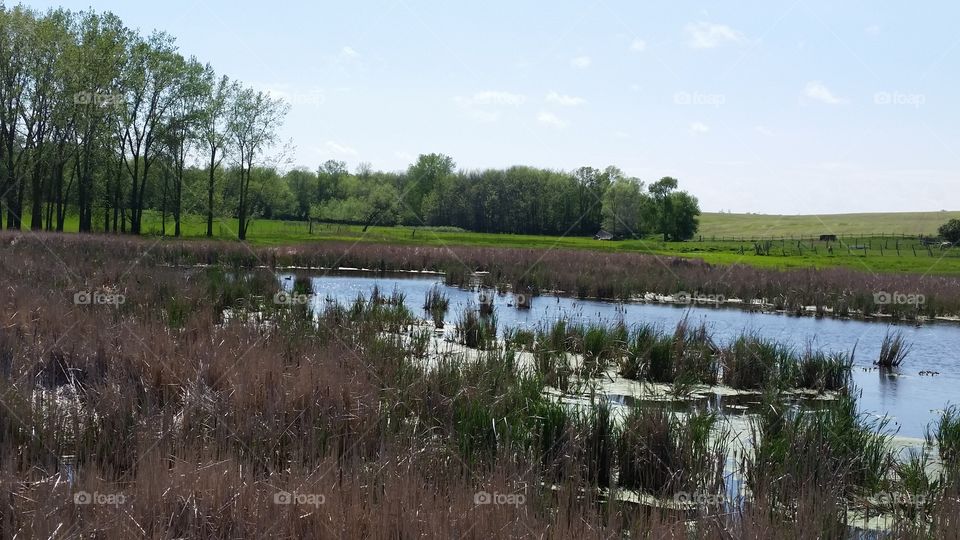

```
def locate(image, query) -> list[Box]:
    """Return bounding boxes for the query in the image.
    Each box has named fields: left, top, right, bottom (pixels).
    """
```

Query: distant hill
left=698, top=211, right=960, bottom=238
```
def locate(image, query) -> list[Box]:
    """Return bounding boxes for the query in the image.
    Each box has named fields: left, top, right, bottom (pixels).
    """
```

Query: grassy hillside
left=698, top=211, right=960, bottom=238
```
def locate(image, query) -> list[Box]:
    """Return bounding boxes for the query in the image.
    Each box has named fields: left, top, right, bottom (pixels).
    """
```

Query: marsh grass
left=578, top=324, right=624, bottom=378
left=423, top=284, right=450, bottom=328
left=617, top=324, right=853, bottom=392
left=619, top=324, right=658, bottom=380
left=746, top=393, right=893, bottom=520
left=616, top=407, right=727, bottom=499
left=455, top=303, right=498, bottom=349
left=503, top=327, right=535, bottom=350
left=887, top=448, right=941, bottom=518
left=927, top=405, right=960, bottom=467
left=876, top=329, right=912, bottom=369
left=531, top=348, right=571, bottom=392
left=578, top=397, right=615, bottom=488
left=793, top=348, right=854, bottom=392
left=721, top=335, right=791, bottom=390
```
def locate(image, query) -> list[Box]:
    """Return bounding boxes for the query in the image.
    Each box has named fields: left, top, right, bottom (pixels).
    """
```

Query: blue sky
left=25, top=0, right=960, bottom=214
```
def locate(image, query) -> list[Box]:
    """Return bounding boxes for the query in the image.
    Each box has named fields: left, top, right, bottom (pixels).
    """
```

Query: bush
left=939, top=219, right=960, bottom=244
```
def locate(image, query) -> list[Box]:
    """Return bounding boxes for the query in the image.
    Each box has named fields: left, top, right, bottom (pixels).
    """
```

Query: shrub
left=939, top=219, right=960, bottom=244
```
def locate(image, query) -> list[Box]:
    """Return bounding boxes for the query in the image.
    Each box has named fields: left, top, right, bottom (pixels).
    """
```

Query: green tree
left=158, top=57, right=207, bottom=236
left=284, top=167, right=316, bottom=220
left=939, top=219, right=960, bottom=244
left=119, top=30, right=182, bottom=234
left=228, top=86, right=288, bottom=240
left=648, top=177, right=678, bottom=241
left=664, top=191, right=700, bottom=241
left=601, top=178, right=648, bottom=237
left=317, top=159, right=347, bottom=205
left=407, top=153, right=454, bottom=221
left=198, top=70, right=234, bottom=237
left=73, top=10, right=128, bottom=232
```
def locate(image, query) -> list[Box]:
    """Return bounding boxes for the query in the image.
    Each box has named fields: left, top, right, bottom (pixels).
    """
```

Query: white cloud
left=570, top=55, right=592, bottom=69
left=630, top=39, right=647, bottom=52
left=545, top=91, right=586, bottom=107
left=455, top=90, right=526, bottom=107
left=340, top=46, right=360, bottom=59
left=690, top=122, right=710, bottom=134
left=454, top=91, right=526, bottom=123
left=865, top=24, right=881, bottom=36
left=538, top=111, right=567, bottom=128
left=685, top=22, right=744, bottom=49
left=804, top=81, right=846, bottom=105
left=325, top=140, right=358, bottom=156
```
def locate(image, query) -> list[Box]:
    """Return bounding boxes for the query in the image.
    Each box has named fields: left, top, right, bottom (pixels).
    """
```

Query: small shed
left=594, top=230, right=615, bottom=241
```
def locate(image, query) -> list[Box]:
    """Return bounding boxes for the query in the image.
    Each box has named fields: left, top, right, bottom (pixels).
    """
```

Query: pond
left=279, top=271, right=960, bottom=439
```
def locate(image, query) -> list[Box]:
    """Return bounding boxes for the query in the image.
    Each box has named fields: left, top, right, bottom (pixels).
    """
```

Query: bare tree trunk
left=29, top=159, right=44, bottom=231
left=206, top=147, right=217, bottom=237
left=237, top=164, right=250, bottom=241
left=174, top=170, right=182, bottom=237
left=161, top=166, right=168, bottom=236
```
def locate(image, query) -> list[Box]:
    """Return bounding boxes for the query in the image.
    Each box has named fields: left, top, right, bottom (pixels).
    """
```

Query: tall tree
left=648, top=177, right=679, bottom=241
left=407, top=153, right=454, bottom=222
left=601, top=178, right=648, bottom=237
left=26, top=10, right=74, bottom=231
left=0, top=6, right=32, bottom=229
left=284, top=167, right=316, bottom=220
left=228, top=86, right=287, bottom=240
left=119, top=31, right=180, bottom=234
left=74, top=10, right=127, bottom=233
left=198, top=69, right=233, bottom=237
left=664, top=191, right=700, bottom=241
left=158, top=57, right=206, bottom=236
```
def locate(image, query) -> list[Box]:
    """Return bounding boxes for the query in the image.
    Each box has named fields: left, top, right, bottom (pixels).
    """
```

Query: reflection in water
left=280, top=272, right=960, bottom=438
left=878, top=369, right=900, bottom=397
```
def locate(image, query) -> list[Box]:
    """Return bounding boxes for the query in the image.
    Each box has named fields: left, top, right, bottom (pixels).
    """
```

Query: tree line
left=0, top=5, right=700, bottom=241
left=0, top=5, right=287, bottom=240
left=304, top=155, right=700, bottom=240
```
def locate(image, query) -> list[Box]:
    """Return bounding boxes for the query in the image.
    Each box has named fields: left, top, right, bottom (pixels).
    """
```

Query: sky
left=23, top=0, right=960, bottom=214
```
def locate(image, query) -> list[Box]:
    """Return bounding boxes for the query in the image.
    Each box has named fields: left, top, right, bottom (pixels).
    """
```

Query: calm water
left=280, top=272, right=960, bottom=438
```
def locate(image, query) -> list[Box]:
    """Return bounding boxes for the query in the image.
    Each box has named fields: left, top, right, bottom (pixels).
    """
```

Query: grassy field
left=13, top=210, right=960, bottom=275
left=699, top=211, right=960, bottom=238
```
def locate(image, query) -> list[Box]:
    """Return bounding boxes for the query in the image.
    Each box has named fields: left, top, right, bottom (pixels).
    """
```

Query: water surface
left=281, top=272, right=960, bottom=438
